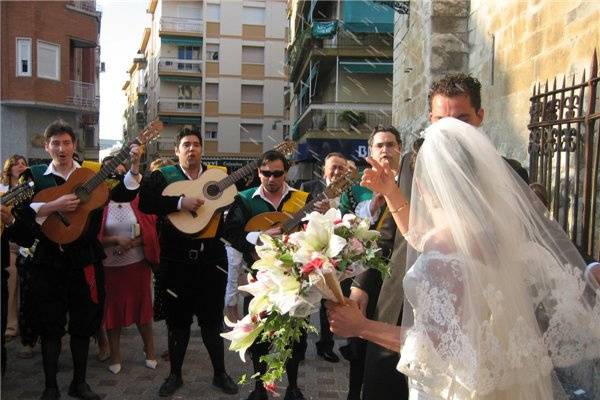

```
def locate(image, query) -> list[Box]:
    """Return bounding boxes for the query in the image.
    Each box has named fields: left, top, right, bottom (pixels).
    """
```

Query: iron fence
left=528, top=50, right=600, bottom=259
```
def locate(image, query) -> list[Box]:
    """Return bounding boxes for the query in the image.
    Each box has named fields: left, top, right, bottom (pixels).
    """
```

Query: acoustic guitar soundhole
left=204, top=182, right=221, bottom=199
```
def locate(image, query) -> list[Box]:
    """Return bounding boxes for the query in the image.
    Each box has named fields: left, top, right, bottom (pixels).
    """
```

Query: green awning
left=342, top=0, right=394, bottom=33
left=160, top=76, right=202, bottom=83
left=339, top=60, right=393, bottom=74
left=159, top=116, right=202, bottom=125
left=161, top=36, right=203, bottom=46
left=312, top=21, right=338, bottom=38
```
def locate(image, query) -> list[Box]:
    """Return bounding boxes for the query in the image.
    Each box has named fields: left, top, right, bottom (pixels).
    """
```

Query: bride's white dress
left=396, top=251, right=556, bottom=400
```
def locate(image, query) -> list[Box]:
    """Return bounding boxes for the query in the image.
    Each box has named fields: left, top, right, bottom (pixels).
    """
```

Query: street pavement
left=1, top=315, right=351, bottom=400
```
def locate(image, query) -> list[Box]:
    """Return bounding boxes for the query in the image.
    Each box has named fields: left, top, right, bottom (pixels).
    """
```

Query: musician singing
left=223, top=150, right=310, bottom=400
left=138, top=126, right=238, bottom=398
left=13, top=120, right=140, bottom=400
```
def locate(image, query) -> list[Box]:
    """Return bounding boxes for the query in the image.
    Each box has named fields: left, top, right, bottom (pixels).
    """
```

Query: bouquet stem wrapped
left=222, top=209, right=388, bottom=391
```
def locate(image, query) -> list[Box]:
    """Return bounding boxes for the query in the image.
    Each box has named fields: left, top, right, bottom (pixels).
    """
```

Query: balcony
left=158, top=58, right=202, bottom=76
left=160, top=16, right=203, bottom=36
left=66, top=1, right=101, bottom=16
left=158, top=98, right=202, bottom=115
left=288, top=21, right=393, bottom=82
left=293, top=102, right=392, bottom=140
left=66, top=80, right=99, bottom=111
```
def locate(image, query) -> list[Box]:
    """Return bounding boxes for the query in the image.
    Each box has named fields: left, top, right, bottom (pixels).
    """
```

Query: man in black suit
left=299, top=152, right=348, bottom=363
left=328, top=73, right=529, bottom=400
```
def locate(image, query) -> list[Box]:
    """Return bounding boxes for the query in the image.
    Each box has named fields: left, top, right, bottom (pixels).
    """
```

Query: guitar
left=33, top=120, right=163, bottom=245
left=244, top=170, right=356, bottom=234
left=0, top=181, right=35, bottom=236
left=163, top=141, right=296, bottom=235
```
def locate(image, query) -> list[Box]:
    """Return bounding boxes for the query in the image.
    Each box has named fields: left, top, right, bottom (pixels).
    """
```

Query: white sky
left=98, top=0, right=150, bottom=140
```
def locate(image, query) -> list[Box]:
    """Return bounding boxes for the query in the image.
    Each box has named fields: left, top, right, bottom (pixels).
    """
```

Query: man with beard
left=223, top=150, right=310, bottom=400
left=139, top=126, right=238, bottom=397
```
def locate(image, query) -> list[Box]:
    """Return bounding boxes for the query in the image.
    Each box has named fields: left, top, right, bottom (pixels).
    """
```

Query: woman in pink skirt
left=98, top=158, right=160, bottom=375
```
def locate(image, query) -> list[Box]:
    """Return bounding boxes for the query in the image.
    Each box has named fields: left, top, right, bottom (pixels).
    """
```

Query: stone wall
left=392, top=0, right=600, bottom=162
left=393, top=0, right=470, bottom=146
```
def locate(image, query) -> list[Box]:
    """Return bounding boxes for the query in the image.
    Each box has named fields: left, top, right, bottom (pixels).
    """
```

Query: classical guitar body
left=163, top=168, right=238, bottom=234
left=33, top=168, right=109, bottom=245
left=244, top=211, right=291, bottom=232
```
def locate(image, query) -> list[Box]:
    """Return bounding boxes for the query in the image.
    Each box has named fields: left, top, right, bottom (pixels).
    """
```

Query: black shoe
left=40, top=387, right=61, bottom=400
left=158, top=374, right=183, bottom=397
left=67, top=382, right=99, bottom=400
left=317, top=348, right=340, bottom=363
left=284, top=387, right=306, bottom=400
left=212, top=372, right=239, bottom=394
left=246, top=387, right=268, bottom=400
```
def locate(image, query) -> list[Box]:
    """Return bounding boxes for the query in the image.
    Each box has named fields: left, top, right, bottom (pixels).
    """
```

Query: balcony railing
left=160, top=16, right=203, bottom=35
left=158, top=58, right=202, bottom=74
left=66, top=1, right=100, bottom=15
left=158, top=98, right=202, bottom=114
left=66, top=80, right=99, bottom=111
left=294, top=102, right=392, bottom=139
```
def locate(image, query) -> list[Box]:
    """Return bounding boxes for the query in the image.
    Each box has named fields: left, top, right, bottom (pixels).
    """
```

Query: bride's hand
left=361, top=156, right=398, bottom=197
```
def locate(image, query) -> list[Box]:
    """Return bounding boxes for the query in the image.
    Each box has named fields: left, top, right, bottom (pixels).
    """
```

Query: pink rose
left=348, top=237, right=365, bottom=254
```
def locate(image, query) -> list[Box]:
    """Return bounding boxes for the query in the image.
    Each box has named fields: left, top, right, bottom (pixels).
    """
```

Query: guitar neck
left=281, top=192, right=328, bottom=233
left=216, top=159, right=259, bottom=191
left=81, top=140, right=139, bottom=193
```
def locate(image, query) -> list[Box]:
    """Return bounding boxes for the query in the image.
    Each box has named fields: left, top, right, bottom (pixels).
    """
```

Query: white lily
left=221, top=314, right=264, bottom=362
left=256, top=234, right=280, bottom=260
left=288, top=209, right=347, bottom=264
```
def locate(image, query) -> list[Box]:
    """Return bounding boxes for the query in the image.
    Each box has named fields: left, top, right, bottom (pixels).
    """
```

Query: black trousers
left=31, top=263, right=104, bottom=339
left=362, top=343, right=408, bottom=400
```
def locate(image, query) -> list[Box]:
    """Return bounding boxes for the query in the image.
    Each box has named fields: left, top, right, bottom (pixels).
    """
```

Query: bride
left=327, top=118, right=600, bottom=399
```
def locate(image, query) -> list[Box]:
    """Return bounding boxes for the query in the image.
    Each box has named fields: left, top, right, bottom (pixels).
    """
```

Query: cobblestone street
left=1, top=315, right=351, bottom=400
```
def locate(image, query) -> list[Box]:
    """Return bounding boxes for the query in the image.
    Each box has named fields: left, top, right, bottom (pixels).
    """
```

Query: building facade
left=132, top=0, right=288, bottom=169
left=0, top=0, right=102, bottom=162
left=287, top=0, right=394, bottom=182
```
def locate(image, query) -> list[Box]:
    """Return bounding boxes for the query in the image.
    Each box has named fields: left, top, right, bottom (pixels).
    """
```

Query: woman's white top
left=103, top=201, right=144, bottom=267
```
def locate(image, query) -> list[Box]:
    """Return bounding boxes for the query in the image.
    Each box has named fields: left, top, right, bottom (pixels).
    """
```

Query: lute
left=244, top=170, right=356, bottom=234
left=0, top=181, right=35, bottom=236
left=163, top=140, right=297, bottom=235
left=33, top=120, right=163, bottom=244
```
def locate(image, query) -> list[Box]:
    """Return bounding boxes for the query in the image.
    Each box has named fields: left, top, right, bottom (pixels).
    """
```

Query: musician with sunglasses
left=223, top=150, right=310, bottom=400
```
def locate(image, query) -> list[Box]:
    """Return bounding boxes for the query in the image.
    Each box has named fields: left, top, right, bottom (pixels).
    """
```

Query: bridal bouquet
left=222, top=208, right=388, bottom=392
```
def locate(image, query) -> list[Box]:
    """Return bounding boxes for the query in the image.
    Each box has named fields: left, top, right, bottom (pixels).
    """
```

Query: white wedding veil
left=397, top=118, right=600, bottom=399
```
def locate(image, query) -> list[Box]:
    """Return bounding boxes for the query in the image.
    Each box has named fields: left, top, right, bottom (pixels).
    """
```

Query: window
left=240, top=124, right=263, bottom=142
left=16, top=38, right=32, bottom=77
left=37, top=40, right=60, bottom=80
left=177, top=84, right=201, bottom=110
left=178, top=46, right=201, bottom=60
left=206, top=3, right=220, bottom=21
left=205, top=83, right=219, bottom=101
left=243, top=6, right=265, bottom=25
left=241, top=85, right=263, bottom=103
left=242, top=46, right=264, bottom=64
left=206, top=43, right=219, bottom=61
left=205, top=122, right=218, bottom=140
left=83, top=126, right=95, bottom=147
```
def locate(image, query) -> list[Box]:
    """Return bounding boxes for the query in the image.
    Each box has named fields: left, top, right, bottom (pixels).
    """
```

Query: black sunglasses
left=259, top=170, right=285, bottom=178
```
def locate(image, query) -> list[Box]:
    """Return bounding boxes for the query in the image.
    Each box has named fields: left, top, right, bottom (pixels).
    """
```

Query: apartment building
left=135, top=0, right=288, bottom=168
left=287, top=0, right=394, bottom=182
left=123, top=29, right=150, bottom=145
left=0, top=0, right=102, bottom=162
